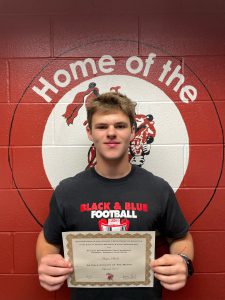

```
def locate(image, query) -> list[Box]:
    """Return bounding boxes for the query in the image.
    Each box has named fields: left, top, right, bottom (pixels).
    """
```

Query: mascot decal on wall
left=8, top=45, right=224, bottom=229
left=62, top=82, right=156, bottom=169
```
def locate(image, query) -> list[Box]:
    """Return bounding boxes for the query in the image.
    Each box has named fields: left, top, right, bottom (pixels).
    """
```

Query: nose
left=107, top=125, right=116, bottom=138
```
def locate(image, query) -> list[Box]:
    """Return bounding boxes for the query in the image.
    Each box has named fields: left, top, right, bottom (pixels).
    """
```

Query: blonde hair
left=86, top=92, right=136, bottom=128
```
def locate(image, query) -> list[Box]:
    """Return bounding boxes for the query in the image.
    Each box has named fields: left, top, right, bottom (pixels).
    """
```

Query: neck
left=94, top=159, right=132, bottom=179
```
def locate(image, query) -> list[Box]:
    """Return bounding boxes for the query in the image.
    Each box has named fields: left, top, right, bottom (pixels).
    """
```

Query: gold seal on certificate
left=62, top=231, right=155, bottom=288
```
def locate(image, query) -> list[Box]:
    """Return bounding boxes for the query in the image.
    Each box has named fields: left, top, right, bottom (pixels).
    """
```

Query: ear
left=130, top=126, right=135, bottom=141
left=86, top=125, right=93, bottom=142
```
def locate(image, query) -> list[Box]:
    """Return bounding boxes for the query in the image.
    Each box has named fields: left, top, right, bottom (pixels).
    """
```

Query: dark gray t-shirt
left=44, top=165, right=189, bottom=300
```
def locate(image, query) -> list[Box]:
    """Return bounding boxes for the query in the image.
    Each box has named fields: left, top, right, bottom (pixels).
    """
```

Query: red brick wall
left=0, top=1, right=225, bottom=299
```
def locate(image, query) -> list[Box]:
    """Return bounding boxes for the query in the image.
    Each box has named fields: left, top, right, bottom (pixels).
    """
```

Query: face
left=86, top=110, right=135, bottom=164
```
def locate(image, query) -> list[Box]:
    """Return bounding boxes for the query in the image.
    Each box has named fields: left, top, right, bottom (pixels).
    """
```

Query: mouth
left=104, top=142, right=120, bottom=148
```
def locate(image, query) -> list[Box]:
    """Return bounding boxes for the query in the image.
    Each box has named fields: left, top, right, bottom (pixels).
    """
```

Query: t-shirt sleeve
left=43, top=190, right=67, bottom=245
left=159, top=184, right=189, bottom=239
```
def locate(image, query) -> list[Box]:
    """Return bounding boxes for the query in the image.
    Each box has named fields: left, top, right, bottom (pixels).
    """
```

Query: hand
left=150, top=254, right=188, bottom=291
left=38, top=254, right=73, bottom=291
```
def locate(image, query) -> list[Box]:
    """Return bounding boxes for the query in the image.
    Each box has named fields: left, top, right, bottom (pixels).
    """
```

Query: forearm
left=168, top=232, right=194, bottom=260
left=36, top=230, right=61, bottom=263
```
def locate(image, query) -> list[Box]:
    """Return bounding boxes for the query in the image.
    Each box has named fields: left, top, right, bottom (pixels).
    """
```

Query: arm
left=150, top=232, right=194, bottom=291
left=169, top=231, right=194, bottom=260
left=36, top=230, right=73, bottom=291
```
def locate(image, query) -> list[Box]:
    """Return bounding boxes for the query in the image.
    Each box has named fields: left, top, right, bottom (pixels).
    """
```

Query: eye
left=115, top=123, right=127, bottom=129
left=96, top=124, right=108, bottom=129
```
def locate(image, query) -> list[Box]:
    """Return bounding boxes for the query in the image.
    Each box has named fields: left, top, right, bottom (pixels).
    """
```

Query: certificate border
left=65, top=232, right=153, bottom=287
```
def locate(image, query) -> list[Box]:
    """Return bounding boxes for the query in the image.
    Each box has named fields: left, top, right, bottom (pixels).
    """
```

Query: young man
left=36, top=92, right=194, bottom=300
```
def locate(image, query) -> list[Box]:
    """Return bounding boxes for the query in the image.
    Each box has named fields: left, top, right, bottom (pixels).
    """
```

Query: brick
left=191, top=231, right=225, bottom=273
left=9, top=58, right=97, bottom=104
left=218, top=150, right=225, bottom=188
left=138, top=99, right=222, bottom=144
left=182, top=61, right=213, bottom=102
left=140, top=13, right=225, bottom=56
left=9, top=59, right=50, bottom=103
left=0, top=0, right=195, bottom=15
left=0, top=233, right=13, bottom=273
left=215, top=101, right=225, bottom=132
left=0, top=275, right=55, bottom=300
left=142, top=55, right=212, bottom=102
left=12, top=147, right=52, bottom=189
left=0, top=0, right=56, bottom=14
left=177, top=188, right=225, bottom=230
left=41, top=146, right=90, bottom=189
left=93, top=0, right=182, bottom=14
left=181, top=0, right=225, bottom=13
left=197, top=188, right=225, bottom=229
left=0, top=190, right=51, bottom=231
left=0, top=0, right=96, bottom=15
left=0, top=16, right=50, bottom=58
left=184, top=145, right=223, bottom=188
left=125, top=56, right=184, bottom=102
left=0, top=60, right=8, bottom=103
left=0, top=147, right=13, bottom=188
left=138, top=101, right=189, bottom=145
left=10, top=103, right=54, bottom=146
left=0, top=104, right=16, bottom=146
left=184, top=57, right=225, bottom=101
left=177, top=188, right=214, bottom=226
left=164, top=273, right=225, bottom=300
left=144, top=144, right=185, bottom=190
left=14, top=232, right=39, bottom=274
left=21, top=189, right=53, bottom=227
left=177, top=101, right=223, bottom=144
left=53, top=15, right=138, bottom=57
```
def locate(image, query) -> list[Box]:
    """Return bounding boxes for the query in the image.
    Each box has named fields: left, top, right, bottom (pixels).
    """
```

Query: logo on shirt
left=80, top=201, right=149, bottom=231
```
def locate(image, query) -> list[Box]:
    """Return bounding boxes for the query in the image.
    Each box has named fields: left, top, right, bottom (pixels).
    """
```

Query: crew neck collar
left=91, top=164, right=136, bottom=182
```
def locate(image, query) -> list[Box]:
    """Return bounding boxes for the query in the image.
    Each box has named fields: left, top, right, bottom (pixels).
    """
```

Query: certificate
left=62, top=231, right=155, bottom=288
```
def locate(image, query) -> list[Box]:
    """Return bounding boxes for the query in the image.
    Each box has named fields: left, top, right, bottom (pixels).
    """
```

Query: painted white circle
left=42, top=75, right=189, bottom=191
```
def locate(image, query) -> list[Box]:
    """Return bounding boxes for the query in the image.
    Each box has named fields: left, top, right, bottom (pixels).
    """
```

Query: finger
left=40, top=280, right=65, bottom=292
left=160, top=281, right=186, bottom=291
left=39, top=264, right=73, bottom=276
left=39, top=273, right=70, bottom=287
left=152, top=265, right=178, bottom=276
left=154, top=272, right=186, bottom=284
left=43, top=255, right=72, bottom=268
left=151, top=254, right=181, bottom=267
